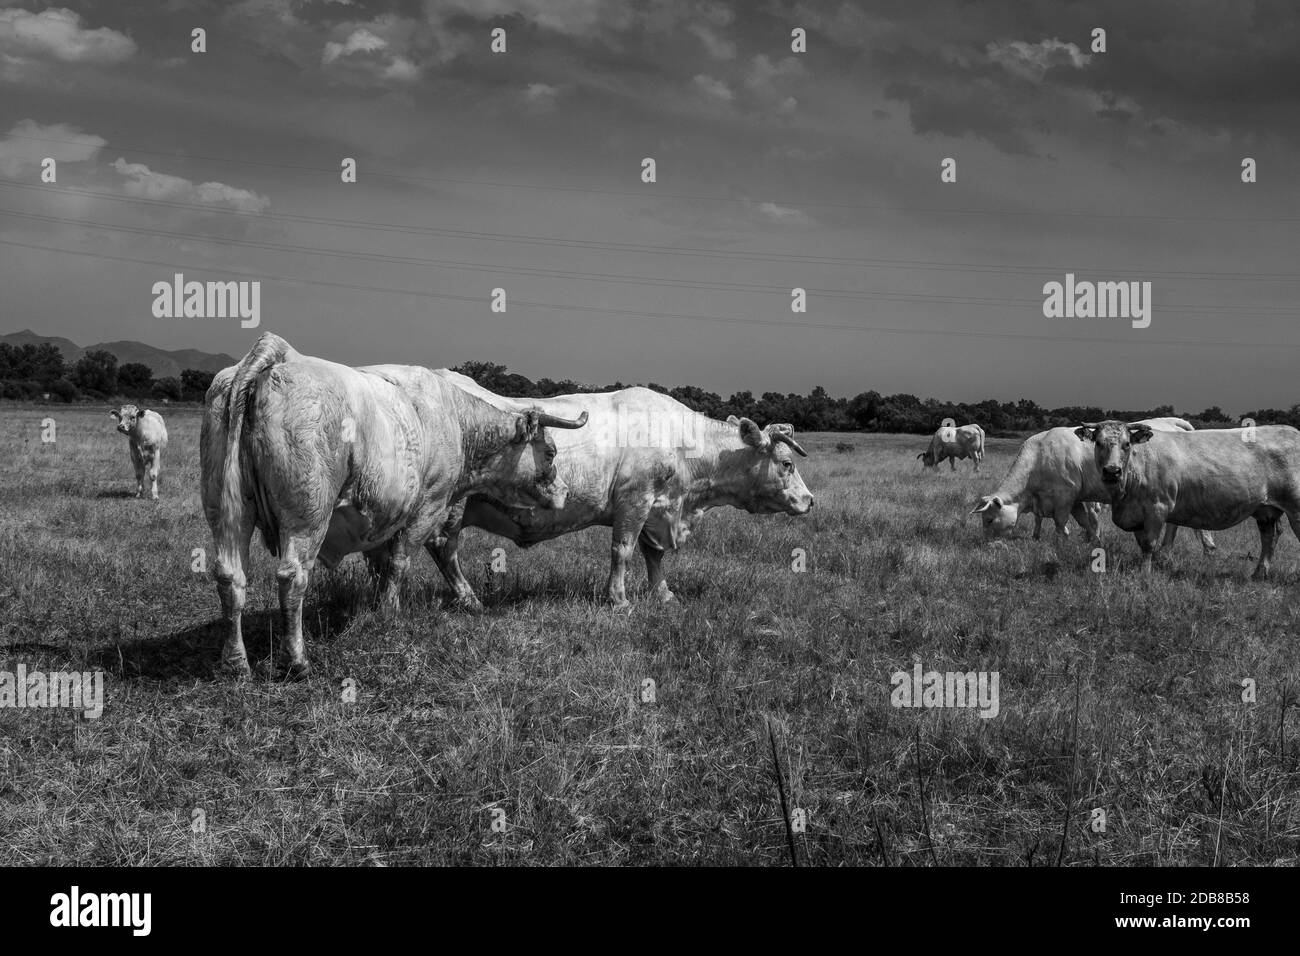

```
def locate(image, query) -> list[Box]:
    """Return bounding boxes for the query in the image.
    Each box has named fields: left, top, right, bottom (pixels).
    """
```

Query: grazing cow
left=971, top=418, right=1216, bottom=553
left=426, top=376, right=815, bottom=609
left=200, top=333, right=588, bottom=679
left=919, top=423, right=984, bottom=472
left=109, top=404, right=168, bottom=500
left=1073, top=420, right=1300, bottom=576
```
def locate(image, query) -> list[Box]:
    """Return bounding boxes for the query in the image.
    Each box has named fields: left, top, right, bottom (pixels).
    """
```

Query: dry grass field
left=1, top=404, right=1297, bottom=865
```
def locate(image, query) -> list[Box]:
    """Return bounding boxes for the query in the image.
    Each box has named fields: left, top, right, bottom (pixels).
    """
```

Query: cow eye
left=783, top=460, right=793, bottom=472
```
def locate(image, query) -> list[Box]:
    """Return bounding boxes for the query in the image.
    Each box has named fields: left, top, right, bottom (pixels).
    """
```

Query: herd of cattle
left=99, top=332, right=1300, bottom=678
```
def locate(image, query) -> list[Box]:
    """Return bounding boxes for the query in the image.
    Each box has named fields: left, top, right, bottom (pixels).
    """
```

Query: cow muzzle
left=1101, top=464, right=1122, bottom=483
left=787, top=491, right=814, bottom=515
left=532, top=476, right=569, bottom=510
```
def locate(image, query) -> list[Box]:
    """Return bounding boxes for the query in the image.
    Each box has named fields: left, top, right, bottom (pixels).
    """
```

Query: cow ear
left=1129, top=424, right=1154, bottom=444
left=513, top=410, right=540, bottom=444
left=737, top=417, right=768, bottom=449
left=1074, top=424, right=1094, bottom=442
left=970, top=497, right=994, bottom=514
left=916, top=452, right=925, bottom=460
left=137, top=407, right=148, bottom=418
left=109, top=410, right=120, bottom=420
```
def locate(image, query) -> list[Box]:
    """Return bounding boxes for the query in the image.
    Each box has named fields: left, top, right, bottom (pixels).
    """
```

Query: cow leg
left=1071, top=501, right=1099, bottom=543
left=426, top=531, right=485, bottom=612
left=948, top=456, right=956, bottom=472
left=275, top=529, right=326, bottom=680
left=1198, top=530, right=1217, bottom=554
left=1284, top=509, right=1300, bottom=557
left=365, top=533, right=415, bottom=618
left=130, top=443, right=145, bottom=498
left=145, top=448, right=161, bottom=500
left=608, top=503, right=653, bottom=607
left=639, top=538, right=675, bottom=603
left=1032, top=513, right=1043, bottom=541
left=1051, top=505, right=1072, bottom=537
left=1162, top=524, right=1179, bottom=549
left=213, top=514, right=255, bottom=680
left=363, top=547, right=398, bottom=614
left=1135, top=515, right=1168, bottom=574
left=1252, top=513, right=1281, bottom=581
left=382, top=507, right=445, bottom=616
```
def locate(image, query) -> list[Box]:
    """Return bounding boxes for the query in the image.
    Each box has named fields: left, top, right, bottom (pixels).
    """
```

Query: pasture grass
left=1, top=406, right=1297, bottom=865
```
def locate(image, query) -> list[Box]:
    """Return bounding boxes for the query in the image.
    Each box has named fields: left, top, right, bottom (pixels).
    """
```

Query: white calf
left=110, top=405, right=168, bottom=500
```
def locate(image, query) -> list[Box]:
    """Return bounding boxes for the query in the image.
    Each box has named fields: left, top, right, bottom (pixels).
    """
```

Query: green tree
left=152, top=376, right=182, bottom=401
left=118, top=362, right=154, bottom=394
left=181, top=368, right=216, bottom=399
left=71, top=349, right=118, bottom=395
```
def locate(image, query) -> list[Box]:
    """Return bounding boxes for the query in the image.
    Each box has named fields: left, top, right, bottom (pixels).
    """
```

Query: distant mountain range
left=1, top=329, right=237, bottom=380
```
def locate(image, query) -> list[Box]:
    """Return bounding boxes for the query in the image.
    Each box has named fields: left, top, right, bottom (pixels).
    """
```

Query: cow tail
left=220, top=332, right=293, bottom=558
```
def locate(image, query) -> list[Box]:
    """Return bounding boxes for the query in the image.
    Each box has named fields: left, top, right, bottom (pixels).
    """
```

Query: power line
left=5, top=129, right=1298, bottom=224
left=4, top=178, right=1298, bottom=283
left=3, top=234, right=1299, bottom=349
left=4, top=205, right=1298, bottom=316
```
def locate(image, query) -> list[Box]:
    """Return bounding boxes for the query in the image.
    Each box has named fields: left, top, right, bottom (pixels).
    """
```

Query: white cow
left=425, top=376, right=815, bottom=609
left=1075, top=420, right=1300, bottom=576
left=200, top=333, right=588, bottom=679
left=971, top=417, right=1215, bottom=552
left=109, top=404, right=168, bottom=500
left=919, top=423, right=984, bottom=472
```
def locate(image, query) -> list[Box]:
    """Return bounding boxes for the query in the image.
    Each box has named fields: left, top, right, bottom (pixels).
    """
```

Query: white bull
left=200, top=333, right=587, bottom=679
left=1076, top=420, right=1300, bottom=576
left=972, top=417, right=1216, bottom=551
left=919, top=423, right=984, bottom=472
left=109, top=404, right=168, bottom=500
left=426, top=376, right=815, bottom=609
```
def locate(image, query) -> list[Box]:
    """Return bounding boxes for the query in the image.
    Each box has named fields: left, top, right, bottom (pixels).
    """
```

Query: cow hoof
left=656, top=589, right=678, bottom=604
left=609, top=598, right=631, bottom=610
left=218, top=658, right=252, bottom=681
left=455, top=597, right=486, bottom=614
left=278, top=660, right=312, bottom=681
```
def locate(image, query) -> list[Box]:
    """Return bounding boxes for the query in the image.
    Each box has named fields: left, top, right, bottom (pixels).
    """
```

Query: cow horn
left=536, top=410, right=588, bottom=429
left=769, top=429, right=807, bottom=457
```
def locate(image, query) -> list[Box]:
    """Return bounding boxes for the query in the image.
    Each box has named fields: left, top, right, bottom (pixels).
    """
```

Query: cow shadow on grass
left=88, top=597, right=360, bottom=682
left=94, top=489, right=139, bottom=500
left=462, top=575, right=704, bottom=612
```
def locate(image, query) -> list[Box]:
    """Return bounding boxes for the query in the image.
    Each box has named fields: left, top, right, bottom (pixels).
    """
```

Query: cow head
left=109, top=404, right=146, bottom=436
left=970, top=494, right=1018, bottom=537
left=1075, top=420, right=1152, bottom=486
left=917, top=449, right=936, bottom=468
left=479, top=408, right=588, bottom=510
left=729, top=418, right=814, bottom=515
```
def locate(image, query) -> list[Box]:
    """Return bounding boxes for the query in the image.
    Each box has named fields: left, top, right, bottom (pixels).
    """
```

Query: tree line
left=4, top=345, right=1291, bottom=435
left=0, top=343, right=215, bottom=403
left=450, top=360, right=1293, bottom=436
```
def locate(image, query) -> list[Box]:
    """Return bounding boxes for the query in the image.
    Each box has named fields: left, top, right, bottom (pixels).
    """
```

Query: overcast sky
left=2, top=0, right=1298, bottom=412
